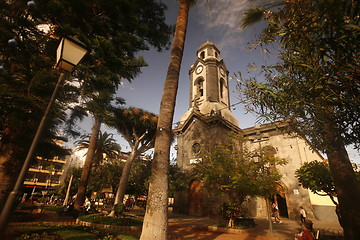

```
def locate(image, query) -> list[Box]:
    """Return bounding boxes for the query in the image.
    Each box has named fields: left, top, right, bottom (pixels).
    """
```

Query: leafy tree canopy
left=239, top=0, right=360, bottom=152
left=87, top=157, right=124, bottom=198
left=0, top=0, right=172, bottom=159
left=296, top=161, right=337, bottom=205
left=296, top=160, right=360, bottom=206
left=168, top=163, right=189, bottom=197
left=240, top=3, right=360, bottom=237
left=193, top=134, right=287, bottom=205
left=126, top=158, right=152, bottom=197
left=109, top=107, right=158, bottom=151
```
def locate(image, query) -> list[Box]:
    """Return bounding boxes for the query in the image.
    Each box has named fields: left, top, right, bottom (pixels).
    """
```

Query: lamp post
left=250, top=130, right=274, bottom=237
left=0, top=36, right=88, bottom=236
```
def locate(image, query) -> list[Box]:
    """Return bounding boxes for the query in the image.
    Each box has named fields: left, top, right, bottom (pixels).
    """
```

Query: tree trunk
left=322, top=113, right=360, bottom=239
left=0, top=146, right=20, bottom=213
left=73, top=117, right=101, bottom=211
left=326, top=141, right=360, bottom=239
left=140, top=1, right=190, bottom=239
left=0, top=153, right=16, bottom=211
left=109, top=145, right=139, bottom=217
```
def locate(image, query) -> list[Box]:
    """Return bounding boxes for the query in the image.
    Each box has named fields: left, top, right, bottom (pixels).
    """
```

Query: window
left=220, top=78, right=225, bottom=98
left=200, top=51, right=205, bottom=59
left=192, top=143, right=201, bottom=154
left=194, top=78, right=204, bottom=97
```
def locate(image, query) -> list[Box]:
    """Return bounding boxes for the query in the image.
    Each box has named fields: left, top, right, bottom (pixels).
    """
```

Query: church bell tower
left=174, top=42, right=241, bottom=215
left=179, top=41, right=239, bottom=126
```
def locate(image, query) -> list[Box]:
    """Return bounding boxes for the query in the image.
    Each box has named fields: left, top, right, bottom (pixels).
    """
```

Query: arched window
left=215, top=52, right=218, bottom=58
left=200, top=51, right=205, bottom=59
left=220, top=78, right=225, bottom=98
left=194, top=78, right=204, bottom=97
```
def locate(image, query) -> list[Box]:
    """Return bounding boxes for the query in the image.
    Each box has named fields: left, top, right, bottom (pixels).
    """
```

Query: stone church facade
left=173, top=42, right=337, bottom=221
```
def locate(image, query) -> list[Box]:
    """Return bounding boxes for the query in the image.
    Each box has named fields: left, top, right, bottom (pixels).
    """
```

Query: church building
left=173, top=42, right=337, bottom=221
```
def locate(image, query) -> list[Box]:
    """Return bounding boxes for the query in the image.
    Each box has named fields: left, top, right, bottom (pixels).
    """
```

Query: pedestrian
left=300, top=206, right=307, bottom=223
left=272, top=202, right=282, bottom=223
left=295, top=219, right=315, bottom=240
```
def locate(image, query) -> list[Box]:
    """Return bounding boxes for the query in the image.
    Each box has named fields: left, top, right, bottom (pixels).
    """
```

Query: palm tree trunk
left=109, top=146, right=139, bottom=216
left=74, top=117, right=101, bottom=211
left=140, top=1, right=190, bottom=239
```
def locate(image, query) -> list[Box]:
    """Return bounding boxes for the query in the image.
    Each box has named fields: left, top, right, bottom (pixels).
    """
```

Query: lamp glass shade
left=56, top=37, right=88, bottom=72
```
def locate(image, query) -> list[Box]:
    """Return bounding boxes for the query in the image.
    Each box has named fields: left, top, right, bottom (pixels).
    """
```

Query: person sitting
left=295, top=219, right=315, bottom=240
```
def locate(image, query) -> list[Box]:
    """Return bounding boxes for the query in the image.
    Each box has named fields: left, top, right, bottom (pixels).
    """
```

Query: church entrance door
left=188, top=180, right=203, bottom=215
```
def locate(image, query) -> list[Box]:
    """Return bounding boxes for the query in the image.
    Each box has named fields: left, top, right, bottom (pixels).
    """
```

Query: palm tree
left=140, top=0, right=196, bottom=239
left=75, top=131, right=121, bottom=170
left=71, top=92, right=123, bottom=213
left=107, top=107, right=157, bottom=217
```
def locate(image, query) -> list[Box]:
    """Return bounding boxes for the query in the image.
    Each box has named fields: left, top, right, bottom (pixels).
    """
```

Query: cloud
left=194, top=0, right=265, bottom=58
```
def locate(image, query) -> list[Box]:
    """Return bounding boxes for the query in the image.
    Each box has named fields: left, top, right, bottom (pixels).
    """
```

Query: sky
left=73, top=0, right=360, bottom=164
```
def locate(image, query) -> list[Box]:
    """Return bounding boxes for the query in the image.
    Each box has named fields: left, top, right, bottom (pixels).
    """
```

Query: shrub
left=114, top=203, right=125, bottom=217
left=78, top=213, right=143, bottom=226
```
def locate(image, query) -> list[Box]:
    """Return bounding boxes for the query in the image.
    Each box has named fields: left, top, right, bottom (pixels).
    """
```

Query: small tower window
left=200, top=51, right=205, bottom=59
left=215, top=52, right=218, bottom=58
left=194, top=78, right=204, bottom=97
left=220, top=78, right=225, bottom=98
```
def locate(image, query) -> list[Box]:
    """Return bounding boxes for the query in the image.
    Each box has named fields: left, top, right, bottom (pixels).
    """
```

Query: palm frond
left=241, top=8, right=267, bottom=29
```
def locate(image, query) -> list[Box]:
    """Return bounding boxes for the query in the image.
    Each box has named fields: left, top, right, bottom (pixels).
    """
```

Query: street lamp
left=56, top=36, right=89, bottom=72
left=0, top=36, right=88, bottom=236
left=249, top=131, right=274, bottom=237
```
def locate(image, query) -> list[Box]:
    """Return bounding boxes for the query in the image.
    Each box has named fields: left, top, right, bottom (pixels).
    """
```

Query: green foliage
left=75, top=131, right=121, bottom=169
left=113, top=203, right=125, bottom=217
left=9, top=224, right=139, bottom=240
left=240, top=2, right=360, bottom=238
left=239, top=0, right=360, bottom=152
left=78, top=213, right=143, bottom=226
left=108, top=107, right=158, bottom=151
left=0, top=0, right=172, bottom=208
left=220, top=202, right=242, bottom=220
left=55, top=167, right=82, bottom=199
left=296, top=161, right=335, bottom=196
left=127, top=159, right=152, bottom=197
left=296, top=161, right=360, bottom=205
left=219, top=202, right=256, bottom=228
left=193, top=133, right=286, bottom=205
left=169, top=163, right=190, bottom=197
left=88, top=158, right=124, bottom=196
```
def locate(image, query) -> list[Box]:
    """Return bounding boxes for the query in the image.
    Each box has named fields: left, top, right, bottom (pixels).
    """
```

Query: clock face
left=196, top=65, right=203, bottom=74
left=220, top=67, right=225, bottom=76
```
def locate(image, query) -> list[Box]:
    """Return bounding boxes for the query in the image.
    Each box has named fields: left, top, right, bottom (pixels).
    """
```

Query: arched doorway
left=188, top=180, right=203, bottom=215
left=274, top=184, right=289, bottom=218
left=276, top=193, right=289, bottom=218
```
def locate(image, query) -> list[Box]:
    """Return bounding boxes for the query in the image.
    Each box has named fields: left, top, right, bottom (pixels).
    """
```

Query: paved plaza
left=7, top=207, right=343, bottom=240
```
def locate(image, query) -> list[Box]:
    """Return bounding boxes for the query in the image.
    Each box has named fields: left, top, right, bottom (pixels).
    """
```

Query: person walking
left=300, top=206, right=307, bottom=223
left=272, top=202, right=282, bottom=223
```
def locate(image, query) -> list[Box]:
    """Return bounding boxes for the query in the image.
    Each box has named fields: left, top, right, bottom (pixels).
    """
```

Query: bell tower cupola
left=179, top=41, right=239, bottom=127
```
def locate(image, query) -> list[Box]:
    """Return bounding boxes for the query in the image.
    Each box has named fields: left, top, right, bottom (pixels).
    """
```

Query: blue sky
left=73, top=0, right=360, bottom=164
left=114, top=0, right=269, bottom=128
